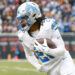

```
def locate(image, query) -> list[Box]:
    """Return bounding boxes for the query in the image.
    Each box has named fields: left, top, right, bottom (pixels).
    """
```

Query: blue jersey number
left=34, top=50, right=55, bottom=63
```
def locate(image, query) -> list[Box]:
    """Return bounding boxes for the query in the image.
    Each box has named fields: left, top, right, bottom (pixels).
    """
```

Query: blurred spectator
left=12, top=19, right=17, bottom=32
left=62, top=1, right=71, bottom=21
left=62, top=17, right=70, bottom=32
left=0, top=15, right=2, bottom=33
left=69, top=0, right=74, bottom=6
left=19, top=0, right=26, bottom=4
left=69, top=16, right=75, bottom=32
left=3, top=20, right=8, bottom=32
left=0, top=2, right=5, bottom=14
left=14, top=41, right=21, bottom=59
left=7, top=24, right=13, bottom=32
left=71, top=5, right=75, bottom=16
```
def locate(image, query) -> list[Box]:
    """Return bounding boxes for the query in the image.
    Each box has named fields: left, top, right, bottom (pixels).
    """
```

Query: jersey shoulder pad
left=51, top=19, right=58, bottom=30
left=44, top=17, right=58, bottom=30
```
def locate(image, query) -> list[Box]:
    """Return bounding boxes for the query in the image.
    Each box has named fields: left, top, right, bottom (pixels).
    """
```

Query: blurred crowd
left=0, top=0, right=75, bottom=33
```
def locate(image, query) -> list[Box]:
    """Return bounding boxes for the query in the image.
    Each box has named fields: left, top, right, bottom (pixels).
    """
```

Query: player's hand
left=33, top=39, right=49, bottom=52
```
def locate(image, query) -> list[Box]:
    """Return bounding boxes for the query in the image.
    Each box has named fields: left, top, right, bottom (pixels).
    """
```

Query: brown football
left=36, top=38, right=56, bottom=49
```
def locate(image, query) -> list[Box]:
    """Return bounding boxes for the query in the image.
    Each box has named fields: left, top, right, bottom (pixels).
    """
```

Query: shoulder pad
left=44, top=17, right=58, bottom=30
left=51, top=19, right=58, bottom=30
left=46, top=18, right=58, bottom=30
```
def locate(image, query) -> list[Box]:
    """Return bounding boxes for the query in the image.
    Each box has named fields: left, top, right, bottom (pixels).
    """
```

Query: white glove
left=34, top=39, right=50, bottom=53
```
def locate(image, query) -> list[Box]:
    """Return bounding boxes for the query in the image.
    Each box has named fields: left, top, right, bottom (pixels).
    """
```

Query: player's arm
left=49, top=19, right=66, bottom=57
left=17, top=30, right=42, bottom=71
left=49, top=31, right=65, bottom=57
left=22, top=43, right=42, bottom=70
left=19, top=40, right=42, bottom=71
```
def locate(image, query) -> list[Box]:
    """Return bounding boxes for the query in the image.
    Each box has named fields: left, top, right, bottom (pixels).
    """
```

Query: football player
left=16, top=2, right=75, bottom=75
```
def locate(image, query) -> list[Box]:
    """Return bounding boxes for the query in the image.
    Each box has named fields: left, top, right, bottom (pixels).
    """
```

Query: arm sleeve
left=17, top=30, right=41, bottom=70
left=44, top=18, right=66, bottom=57
left=45, top=44, right=65, bottom=57
left=45, top=29, right=65, bottom=57
left=22, top=43, right=41, bottom=70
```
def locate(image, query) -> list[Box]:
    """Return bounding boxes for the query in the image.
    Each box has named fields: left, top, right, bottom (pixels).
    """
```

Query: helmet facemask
left=16, top=13, right=37, bottom=32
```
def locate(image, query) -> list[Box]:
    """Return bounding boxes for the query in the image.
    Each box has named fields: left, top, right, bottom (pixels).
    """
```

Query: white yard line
left=15, top=67, right=39, bottom=72
left=0, top=66, right=9, bottom=69
left=0, top=65, right=39, bottom=73
left=1, top=69, right=8, bottom=72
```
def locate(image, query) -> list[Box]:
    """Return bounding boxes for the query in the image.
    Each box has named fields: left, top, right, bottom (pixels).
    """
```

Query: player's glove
left=33, top=39, right=50, bottom=53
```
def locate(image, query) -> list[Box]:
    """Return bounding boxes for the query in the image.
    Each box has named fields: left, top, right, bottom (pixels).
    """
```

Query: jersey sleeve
left=51, top=19, right=58, bottom=31
left=51, top=30, right=66, bottom=57
left=44, top=18, right=65, bottom=57
left=44, top=18, right=58, bottom=31
left=17, top=30, right=42, bottom=71
left=43, top=30, right=66, bottom=57
left=17, top=30, right=23, bottom=42
left=22, top=43, right=42, bottom=71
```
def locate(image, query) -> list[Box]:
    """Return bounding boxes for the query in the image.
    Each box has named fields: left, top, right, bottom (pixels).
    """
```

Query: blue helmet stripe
left=25, top=4, right=37, bottom=13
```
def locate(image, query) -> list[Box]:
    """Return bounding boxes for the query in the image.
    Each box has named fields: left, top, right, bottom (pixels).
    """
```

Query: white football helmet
left=16, top=2, right=42, bottom=31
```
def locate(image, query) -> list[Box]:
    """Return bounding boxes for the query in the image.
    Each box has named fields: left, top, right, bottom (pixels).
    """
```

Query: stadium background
left=0, top=0, right=75, bottom=60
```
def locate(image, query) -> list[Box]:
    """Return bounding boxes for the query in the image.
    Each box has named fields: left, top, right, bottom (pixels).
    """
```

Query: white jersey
left=17, top=18, right=74, bottom=72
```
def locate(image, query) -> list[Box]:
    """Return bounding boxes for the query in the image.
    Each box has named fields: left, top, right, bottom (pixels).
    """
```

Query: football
left=36, top=38, right=56, bottom=49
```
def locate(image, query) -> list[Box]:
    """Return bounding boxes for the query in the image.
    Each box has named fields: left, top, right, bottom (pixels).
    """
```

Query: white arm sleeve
left=45, top=45, right=65, bottom=57
left=44, top=30, right=65, bottom=57
left=17, top=30, right=41, bottom=70
left=22, top=43, right=41, bottom=70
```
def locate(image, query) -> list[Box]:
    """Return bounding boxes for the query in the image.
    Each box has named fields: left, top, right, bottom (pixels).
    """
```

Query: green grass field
left=0, top=59, right=75, bottom=75
left=0, top=60, right=46, bottom=75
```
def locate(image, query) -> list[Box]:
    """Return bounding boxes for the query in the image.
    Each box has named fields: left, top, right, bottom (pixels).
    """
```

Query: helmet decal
left=25, top=4, right=37, bottom=14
